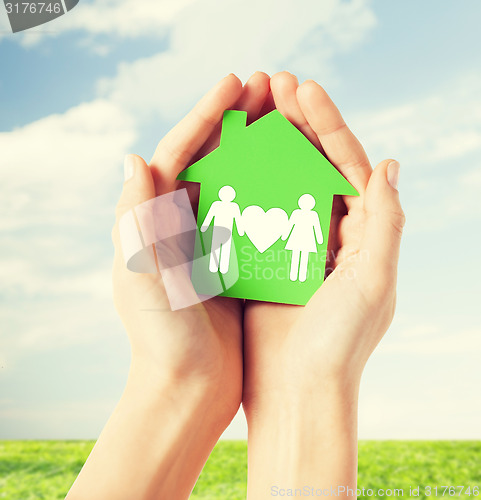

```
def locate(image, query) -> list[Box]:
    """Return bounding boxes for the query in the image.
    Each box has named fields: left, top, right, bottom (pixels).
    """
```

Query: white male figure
left=200, top=185, right=244, bottom=274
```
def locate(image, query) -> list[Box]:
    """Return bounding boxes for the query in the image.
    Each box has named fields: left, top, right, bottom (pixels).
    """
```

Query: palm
left=114, top=170, right=244, bottom=419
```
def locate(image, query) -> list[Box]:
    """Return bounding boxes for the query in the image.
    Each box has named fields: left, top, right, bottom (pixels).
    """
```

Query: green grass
left=357, top=441, right=480, bottom=498
left=0, top=441, right=479, bottom=499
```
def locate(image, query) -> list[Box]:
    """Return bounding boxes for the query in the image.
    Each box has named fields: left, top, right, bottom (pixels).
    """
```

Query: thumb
left=116, top=154, right=156, bottom=219
left=359, top=159, right=405, bottom=292
left=112, top=154, right=156, bottom=258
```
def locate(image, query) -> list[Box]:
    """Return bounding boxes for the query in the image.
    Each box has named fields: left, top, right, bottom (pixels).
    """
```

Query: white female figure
left=282, top=194, right=323, bottom=282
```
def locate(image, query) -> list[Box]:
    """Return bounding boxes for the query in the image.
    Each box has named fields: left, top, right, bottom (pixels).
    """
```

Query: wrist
left=126, top=359, right=239, bottom=433
left=243, top=368, right=361, bottom=423
left=244, top=377, right=360, bottom=497
left=68, top=357, right=234, bottom=500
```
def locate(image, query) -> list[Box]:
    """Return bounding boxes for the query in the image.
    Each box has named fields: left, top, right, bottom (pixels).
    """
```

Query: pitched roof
left=177, top=110, right=358, bottom=197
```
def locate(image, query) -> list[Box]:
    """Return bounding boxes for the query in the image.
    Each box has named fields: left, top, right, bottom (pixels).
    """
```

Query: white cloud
left=5, top=0, right=376, bottom=64
left=59, top=0, right=197, bottom=37
left=0, top=8, right=10, bottom=31
left=0, top=251, right=111, bottom=301
left=0, top=98, right=135, bottom=228
left=97, top=0, right=376, bottom=121
left=444, top=166, right=481, bottom=218
left=348, top=72, right=481, bottom=234
left=351, top=73, right=481, bottom=169
left=4, top=300, right=116, bottom=351
left=0, top=98, right=135, bottom=373
left=1, top=0, right=197, bottom=46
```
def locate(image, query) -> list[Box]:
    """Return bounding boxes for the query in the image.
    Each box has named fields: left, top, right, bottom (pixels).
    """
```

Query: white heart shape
left=242, top=206, right=288, bottom=253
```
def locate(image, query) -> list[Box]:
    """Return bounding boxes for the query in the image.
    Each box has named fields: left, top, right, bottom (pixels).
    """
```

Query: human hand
left=111, top=72, right=271, bottom=427
left=242, top=72, right=405, bottom=496
left=243, top=71, right=405, bottom=401
left=67, top=73, right=275, bottom=500
left=67, top=73, right=274, bottom=500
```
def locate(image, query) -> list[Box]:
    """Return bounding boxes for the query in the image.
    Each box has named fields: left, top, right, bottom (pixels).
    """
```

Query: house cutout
left=177, top=109, right=358, bottom=305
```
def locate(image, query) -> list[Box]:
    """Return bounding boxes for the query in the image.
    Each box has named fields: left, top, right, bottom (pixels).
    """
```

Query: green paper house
left=177, top=109, right=358, bottom=305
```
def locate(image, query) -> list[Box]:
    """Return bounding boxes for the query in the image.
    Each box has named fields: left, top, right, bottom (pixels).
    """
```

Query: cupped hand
left=111, top=72, right=271, bottom=425
left=243, top=72, right=406, bottom=410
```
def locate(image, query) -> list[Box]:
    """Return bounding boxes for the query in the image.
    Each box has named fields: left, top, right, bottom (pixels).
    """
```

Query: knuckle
left=161, top=139, right=195, bottom=170
left=193, top=106, right=219, bottom=128
left=366, top=208, right=406, bottom=237
left=359, top=276, right=397, bottom=311
left=342, top=157, right=370, bottom=179
left=390, top=209, right=406, bottom=236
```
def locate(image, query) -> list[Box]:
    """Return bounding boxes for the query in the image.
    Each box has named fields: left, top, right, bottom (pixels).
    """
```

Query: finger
left=325, top=196, right=348, bottom=273
left=149, top=74, right=243, bottom=190
left=112, top=154, right=156, bottom=249
left=270, top=71, right=323, bottom=151
left=258, top=90, right=276, bottom=118
left=358, top=160, right=405, bottom=297
left=296, top=80, right=372, bottom=200
left=236, top=71, right=271, bottom=123
left=196, top=71, right=271, bottom=159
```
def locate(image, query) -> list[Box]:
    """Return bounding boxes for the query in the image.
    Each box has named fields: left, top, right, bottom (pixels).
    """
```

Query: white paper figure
left=282, top=194, right=323, bottom=282
left=201, top=185, right=244, bottom=274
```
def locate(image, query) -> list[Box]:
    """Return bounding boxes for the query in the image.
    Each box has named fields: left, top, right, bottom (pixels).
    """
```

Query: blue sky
left=0, top=0, right=480, bottom=440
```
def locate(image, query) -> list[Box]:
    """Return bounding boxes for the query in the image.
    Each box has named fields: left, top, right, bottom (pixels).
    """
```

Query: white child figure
left=282, top=193, right=323, bottom=282
left=201, top=185, right=244, bottom=274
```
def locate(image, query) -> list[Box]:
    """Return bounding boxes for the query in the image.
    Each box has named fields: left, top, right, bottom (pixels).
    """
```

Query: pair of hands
left=66, top=71, right=404, bottom=500
left=111, top=71, right=405, bottom=444
left=113, top=72, right=404, bottom=425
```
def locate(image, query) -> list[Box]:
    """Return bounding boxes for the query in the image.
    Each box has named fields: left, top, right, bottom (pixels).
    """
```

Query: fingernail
left=387, top=160, right=400, bottom=190
left=124, top=154, right=135, bottom=181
